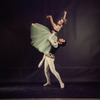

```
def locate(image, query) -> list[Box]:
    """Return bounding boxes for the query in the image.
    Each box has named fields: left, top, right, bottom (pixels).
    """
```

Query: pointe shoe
left=38, top=60, right=43, bottom=68
left=32, top=23, right=34, bottom=26
left=60, top=83, right=65, bottom=89
left=43, top=82, right=51, bottom=86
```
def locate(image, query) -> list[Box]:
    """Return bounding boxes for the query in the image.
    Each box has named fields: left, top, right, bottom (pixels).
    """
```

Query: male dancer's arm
left=48, top=34, right=58, bottom=48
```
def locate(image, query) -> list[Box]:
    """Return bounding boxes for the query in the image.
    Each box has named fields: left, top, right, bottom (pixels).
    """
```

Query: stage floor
left=0, top=82, right=100, bottom=98
left=0, top=98, right=100, bottom=100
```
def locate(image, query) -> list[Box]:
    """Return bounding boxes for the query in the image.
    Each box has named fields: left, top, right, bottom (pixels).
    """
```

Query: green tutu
left=30, top=23, right=52, bottom=54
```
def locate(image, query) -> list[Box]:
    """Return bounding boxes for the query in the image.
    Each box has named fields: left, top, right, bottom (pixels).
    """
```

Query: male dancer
left=38, top=11, right=67, bottom=88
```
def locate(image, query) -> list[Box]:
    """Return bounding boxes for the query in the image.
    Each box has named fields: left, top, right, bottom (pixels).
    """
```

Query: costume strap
left=53, top=28, right=59, bottom=33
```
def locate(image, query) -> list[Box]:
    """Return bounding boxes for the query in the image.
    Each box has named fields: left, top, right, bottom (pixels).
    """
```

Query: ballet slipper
left=60, top=82, right=65, bottom=89
left=38, top=60, right=43, bottom=68
left=43, top=82, right=51, bottom=86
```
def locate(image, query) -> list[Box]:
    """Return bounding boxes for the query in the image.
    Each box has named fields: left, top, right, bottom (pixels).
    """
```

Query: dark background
left=0, top=0, right=100, bottom=83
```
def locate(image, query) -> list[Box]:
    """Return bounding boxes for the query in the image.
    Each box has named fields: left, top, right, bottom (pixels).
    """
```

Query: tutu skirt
left=30, top=23, right=52, bottom=54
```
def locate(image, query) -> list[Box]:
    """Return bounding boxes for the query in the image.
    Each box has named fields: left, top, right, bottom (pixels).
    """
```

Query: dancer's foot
left=43, top=82, right=51, bottom=86
left=60, top=82, right=65, bottom=89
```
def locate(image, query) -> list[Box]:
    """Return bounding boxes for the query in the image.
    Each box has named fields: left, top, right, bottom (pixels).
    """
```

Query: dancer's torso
left=45, top=29, right=60, bottom=59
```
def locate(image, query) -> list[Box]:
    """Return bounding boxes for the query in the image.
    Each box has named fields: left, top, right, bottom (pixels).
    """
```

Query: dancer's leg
left=47, top=57, right=64, bottom=88
left=43, top=57, right=51, bottom=86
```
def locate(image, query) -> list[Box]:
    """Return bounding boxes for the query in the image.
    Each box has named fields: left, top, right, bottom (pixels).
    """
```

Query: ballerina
left=31, top=11, right=67, bottom=88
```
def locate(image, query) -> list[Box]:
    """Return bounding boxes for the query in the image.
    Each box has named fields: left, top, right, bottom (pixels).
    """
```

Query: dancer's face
left=57, top=19, right=63, bottom=25
left=58, top=38, right=65, bottom=44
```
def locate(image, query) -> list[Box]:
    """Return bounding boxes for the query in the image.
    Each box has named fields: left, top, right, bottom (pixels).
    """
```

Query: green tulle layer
left=30, top=23, right=52, bottom=54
